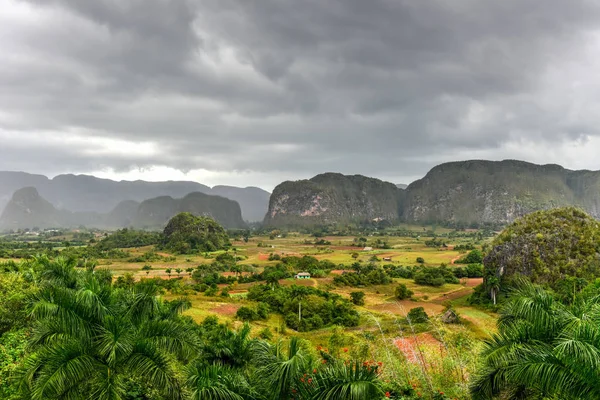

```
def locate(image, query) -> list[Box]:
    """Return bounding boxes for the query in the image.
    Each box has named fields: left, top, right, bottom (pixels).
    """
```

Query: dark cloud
left=1, top=0, right=600, bottom=189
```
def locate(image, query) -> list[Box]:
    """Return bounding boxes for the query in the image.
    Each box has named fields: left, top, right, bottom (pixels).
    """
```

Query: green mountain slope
left=133, top=192, right=246, bottom=229
left=403, top=160, right=600, bottom=226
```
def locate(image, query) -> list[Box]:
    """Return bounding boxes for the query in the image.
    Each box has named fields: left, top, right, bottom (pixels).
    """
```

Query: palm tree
left=204, top=324, right=257, bottom=368
left=186, top=362, right=253, bottom=400
left=470, top=281, right=600, bottom=399
left=297, top=360, right=384, bottom=400
left=15, top=266, right=199, bottom=400
left=253, top=337, right=312, bottom=400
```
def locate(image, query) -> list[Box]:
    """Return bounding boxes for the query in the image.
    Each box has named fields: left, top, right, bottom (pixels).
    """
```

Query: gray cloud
left=2, top=0, right=600, bottom=189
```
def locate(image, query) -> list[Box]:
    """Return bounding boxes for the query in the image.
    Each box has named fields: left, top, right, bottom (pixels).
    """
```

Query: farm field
left=93, top=229, right=497, bottom=351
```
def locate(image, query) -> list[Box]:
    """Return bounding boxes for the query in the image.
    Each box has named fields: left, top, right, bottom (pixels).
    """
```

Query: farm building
left=294, top=272, right=311, bottom=279
left=363, top=247, right=373, bottom=251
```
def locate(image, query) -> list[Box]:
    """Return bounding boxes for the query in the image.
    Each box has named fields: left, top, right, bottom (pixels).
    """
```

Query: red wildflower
left=313, top=369, right=317, bottom=374
left=321, top=359, right=327, bottom=364
left=385, top=392, right=390, bottom=398
left=378, top=362, right=383, bottom=367
left=308, top=378, right=312, bottom=384
left=343, top=348, right=348, bottom=352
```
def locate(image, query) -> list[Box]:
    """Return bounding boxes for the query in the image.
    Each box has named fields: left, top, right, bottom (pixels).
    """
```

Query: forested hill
left=264, top=160, right=600, bottom=228
left=0, top=172, right=270, bottom=222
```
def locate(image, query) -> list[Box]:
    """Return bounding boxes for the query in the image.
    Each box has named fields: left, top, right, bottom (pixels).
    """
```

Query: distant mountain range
left=3, top=160, right=600, bottom=231
left=0, top=187, right=246, bottom=230
left=0, top=172, right=270, bottom=223
left=264, top=160, right=600, bottom=227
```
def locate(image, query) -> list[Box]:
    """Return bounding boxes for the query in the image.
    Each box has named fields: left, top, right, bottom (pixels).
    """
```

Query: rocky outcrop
left=402, top=160, right=600, bottom=226
left=264, top=173, right=404, bottom=227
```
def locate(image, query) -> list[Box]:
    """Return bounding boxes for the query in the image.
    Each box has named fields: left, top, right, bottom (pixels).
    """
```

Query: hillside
left=0, top=187, right=64, bottom=230
left=133, top=192, right=246, bottom=229
left=211, top=185, right=271, bottom=222
left=403, top=160, right=600, bottom=226
left=0, top=172, right=270, bottom=222
left=264, top=173, right=404, bottom=227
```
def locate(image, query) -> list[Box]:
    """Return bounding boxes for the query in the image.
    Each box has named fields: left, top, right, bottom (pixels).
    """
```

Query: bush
left=235, top=306, right=257, bottom=321
left=414, top=266, right=459, bottom=286
left=407, top=307, right=429, bottom=323
left=455, top=249, right=483, bottom=264
left=416, top=257, right=425, bottom=264
left=258, top=327, right=273, bottom=340
left=350, top=291, right=365, bottom=305
left=395, top=284, right=413, bottom=300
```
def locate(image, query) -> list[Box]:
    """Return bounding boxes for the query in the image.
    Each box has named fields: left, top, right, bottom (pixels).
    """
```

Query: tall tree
left=15, top=263, right=198, bottom=400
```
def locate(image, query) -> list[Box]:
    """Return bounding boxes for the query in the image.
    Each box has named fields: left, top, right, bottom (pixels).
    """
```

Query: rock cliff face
left=402, top=160, right=600, bottom=226
left=264, top=173, right=404, bottom=227
left=133, top=192, right=246, bottom=229
left=264, top=161, right=600, bottom=228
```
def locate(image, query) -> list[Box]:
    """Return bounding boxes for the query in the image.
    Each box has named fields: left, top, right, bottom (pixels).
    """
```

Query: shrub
left=235, top=306, right=257, bottom=321
left=416, top=257, right=425, bottom=264
left=395, top=284, right=413, bottom=300
left=350, top=291, right=365, bottom=305
left=258, top=327, right=273, bottom=340
left=407, top=307, right=429, bottom=323
left=414, top=266, right=459, bottom=286
left=455, top=249, right=483, bottom=264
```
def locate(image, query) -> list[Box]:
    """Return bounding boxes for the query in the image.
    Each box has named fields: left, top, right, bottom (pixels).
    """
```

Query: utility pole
left=298, top=301, right=302, bottom=322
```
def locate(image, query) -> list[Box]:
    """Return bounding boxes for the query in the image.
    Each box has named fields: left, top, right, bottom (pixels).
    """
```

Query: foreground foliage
left=471, top=281, right=600, bottom=399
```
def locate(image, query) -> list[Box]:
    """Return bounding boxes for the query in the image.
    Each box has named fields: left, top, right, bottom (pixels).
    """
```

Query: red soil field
left=210, top=304, right=240, bottom=316
left=394, top=333, right=441, bottom=363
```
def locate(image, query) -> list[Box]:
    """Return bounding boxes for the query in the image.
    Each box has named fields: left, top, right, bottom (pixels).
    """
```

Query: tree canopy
left=484, top=207, right=600, bottom=292
left=159, top=213, right=230, bottom=254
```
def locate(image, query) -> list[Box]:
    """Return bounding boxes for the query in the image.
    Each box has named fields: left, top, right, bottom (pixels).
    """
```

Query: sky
left=2, top=0, right=600, bottom=191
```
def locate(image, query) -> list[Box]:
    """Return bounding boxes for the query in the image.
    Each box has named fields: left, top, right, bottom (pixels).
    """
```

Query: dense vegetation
left=96, top=228, right=161, bottom=249
left=483, top=207, right=600, bottom=300
left=247, top=284, right=360, bottom=331
left=159, top=212, right=231, bottom=254
left=472, top=280, right=600, bottom=399
left=0, top=257, right=406, bottom=400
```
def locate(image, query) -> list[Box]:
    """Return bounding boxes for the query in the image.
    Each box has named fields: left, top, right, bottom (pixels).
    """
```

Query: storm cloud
left=2, top=0, right=600, bottom=189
